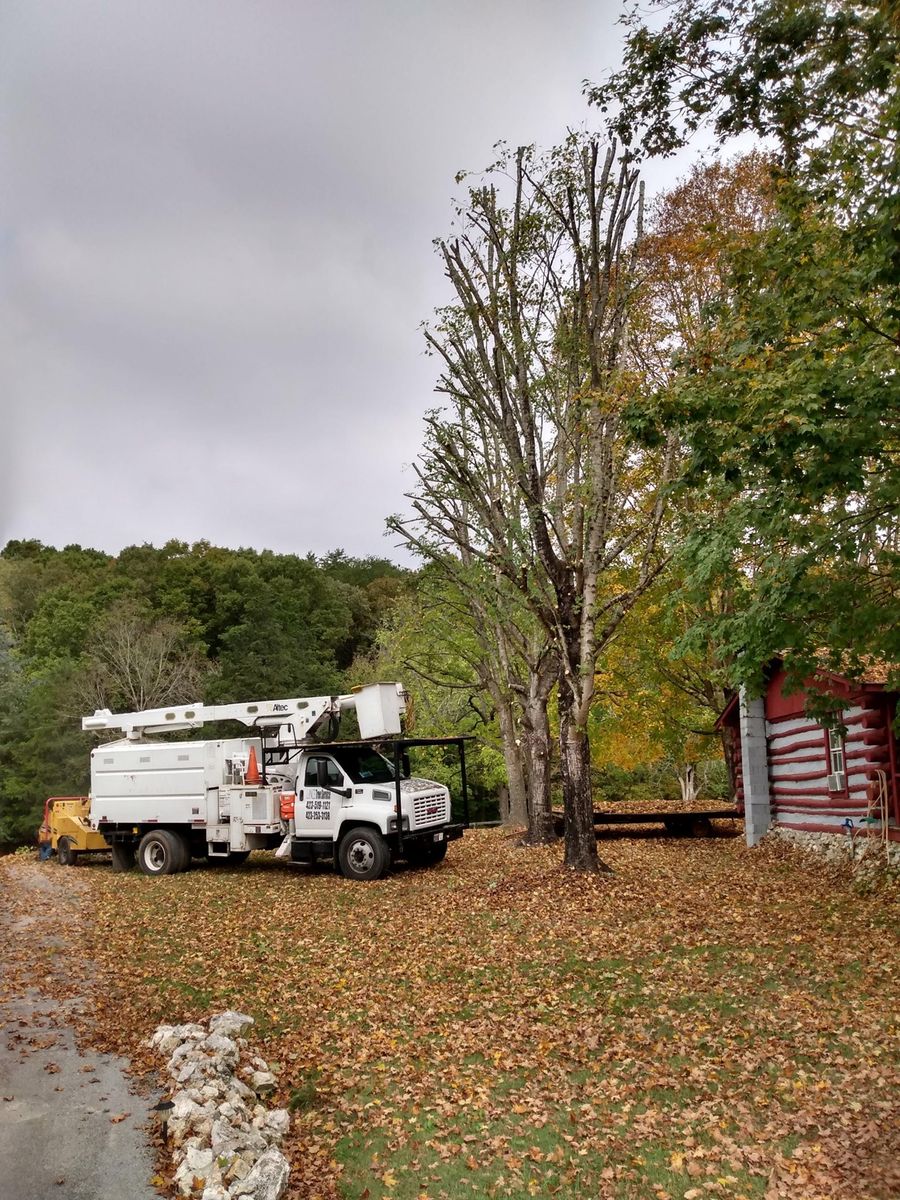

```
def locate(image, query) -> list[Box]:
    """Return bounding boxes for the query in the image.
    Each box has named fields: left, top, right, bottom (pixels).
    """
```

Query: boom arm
left=82, top=682, right=406, bottom=741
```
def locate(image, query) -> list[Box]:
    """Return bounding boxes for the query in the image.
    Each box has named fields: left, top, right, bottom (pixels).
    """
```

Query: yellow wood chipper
left=43, top=796, right=109, bottom=865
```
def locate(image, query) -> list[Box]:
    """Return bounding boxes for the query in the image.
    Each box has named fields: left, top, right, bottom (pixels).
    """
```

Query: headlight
left=387, top=815, right=410, bottom=832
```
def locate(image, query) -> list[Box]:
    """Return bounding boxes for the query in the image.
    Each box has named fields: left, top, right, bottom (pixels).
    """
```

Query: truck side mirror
left=401, top=753, right=411, bottom=779
left=316, top=760, right=329, bottom=788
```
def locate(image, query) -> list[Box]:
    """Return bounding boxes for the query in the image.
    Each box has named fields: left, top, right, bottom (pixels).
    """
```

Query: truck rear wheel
left=170, top=831, right=191, bottom=872
left=57, top=837, right=78, bottom=867
left=338, top=827, right=390, bottom=882
left=137, top=830, right=182, bottom=876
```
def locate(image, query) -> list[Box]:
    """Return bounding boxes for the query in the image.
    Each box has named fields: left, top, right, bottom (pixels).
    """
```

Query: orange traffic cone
left=246, top=744, right=261, bottom=784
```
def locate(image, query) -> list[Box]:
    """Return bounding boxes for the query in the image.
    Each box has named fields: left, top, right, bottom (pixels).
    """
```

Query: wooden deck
left=552, top=808, right=742, bottom=837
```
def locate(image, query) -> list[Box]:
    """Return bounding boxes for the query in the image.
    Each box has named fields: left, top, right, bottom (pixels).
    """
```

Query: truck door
left=297, top=755, right=344, bottom=837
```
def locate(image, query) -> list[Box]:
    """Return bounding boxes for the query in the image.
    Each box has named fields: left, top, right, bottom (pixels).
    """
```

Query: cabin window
left=826, top=729, right=845, bottom=791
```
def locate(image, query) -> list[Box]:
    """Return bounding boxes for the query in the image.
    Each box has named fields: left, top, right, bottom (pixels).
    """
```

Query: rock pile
left=148, top=1011, right=290, bottom=1200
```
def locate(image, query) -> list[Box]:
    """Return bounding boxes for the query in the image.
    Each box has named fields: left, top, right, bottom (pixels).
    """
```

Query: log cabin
left=718, top=660, right=899, bottom=846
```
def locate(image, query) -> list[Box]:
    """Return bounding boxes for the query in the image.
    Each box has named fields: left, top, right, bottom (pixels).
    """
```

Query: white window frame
left=826, top=729, right=846, bottom=791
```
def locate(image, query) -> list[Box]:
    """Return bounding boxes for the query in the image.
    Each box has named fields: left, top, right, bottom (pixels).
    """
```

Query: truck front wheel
left=405, top=839, right=448, bottom=868
left=137, top=830, right=182, bottom=876
left=428, top=840, right=448, bottom=864
left=338, top=827, right=390, bottom=882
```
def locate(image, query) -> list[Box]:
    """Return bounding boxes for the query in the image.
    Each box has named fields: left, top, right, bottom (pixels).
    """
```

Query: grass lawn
left=5, top=829, right=899, bottom=1199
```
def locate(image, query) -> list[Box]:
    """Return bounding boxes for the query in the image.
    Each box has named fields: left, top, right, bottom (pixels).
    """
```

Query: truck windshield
left=331, top=747, right=396, bottom=785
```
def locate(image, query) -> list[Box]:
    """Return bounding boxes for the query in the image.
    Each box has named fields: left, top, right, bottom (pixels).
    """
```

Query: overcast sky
left=1, top=0, right=687, bottom=564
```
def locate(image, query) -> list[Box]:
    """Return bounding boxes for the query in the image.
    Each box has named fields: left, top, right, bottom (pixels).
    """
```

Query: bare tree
left=393, top=391, right=558, bottom=840
left=395, top=136, right=677, bottom=872
left=79, top=600, right=209, bottom=715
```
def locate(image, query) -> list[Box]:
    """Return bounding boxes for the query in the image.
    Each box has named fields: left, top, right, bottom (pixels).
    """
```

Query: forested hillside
left=0, top=540, right=408, bottom=843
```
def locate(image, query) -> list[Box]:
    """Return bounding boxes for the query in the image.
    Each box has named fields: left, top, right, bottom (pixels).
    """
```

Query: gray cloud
left=1, top=0, right=650, bottom=561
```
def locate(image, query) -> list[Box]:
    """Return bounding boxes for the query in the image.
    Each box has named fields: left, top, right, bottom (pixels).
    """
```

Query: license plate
left=433, top=832, right=444, bottom=843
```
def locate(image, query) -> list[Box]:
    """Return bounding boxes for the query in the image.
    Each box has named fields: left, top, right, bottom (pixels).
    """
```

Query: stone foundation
left=766, top=826, right=900, bottom=875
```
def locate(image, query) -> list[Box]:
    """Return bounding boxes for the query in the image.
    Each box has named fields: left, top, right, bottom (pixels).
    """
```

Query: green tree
left=351, top=580, right=508, bottom=824
left=591, top=0, right=900, bottom=695
left=588, top=0, right=898, bottom=168
left=592, top=584, right=730, bottom=803
left=0, top=636, right=91, bottom=845
left=208, top=554, right=353, bottom=701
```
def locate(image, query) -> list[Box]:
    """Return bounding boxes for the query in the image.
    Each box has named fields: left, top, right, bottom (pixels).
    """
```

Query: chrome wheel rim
left=147, top=841, right=166, bottom=870
left=348, top=839, right=375, bottom=873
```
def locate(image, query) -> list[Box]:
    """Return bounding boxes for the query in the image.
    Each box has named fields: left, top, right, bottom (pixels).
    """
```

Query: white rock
left=241, top=1129, right=269, bottom=1156
left=248, top=1071, right=277, bottom=1096
left=218, top=1100, right=247, bottom=1122
left=203, top=1033, right=240, bottom=1062
left=225, top=1156, right=253, bottom=1183
left=177, top=1060, right=203, bottom=1085
left=154, top=1011, right=289, bottom=1200
left=229, top=1146, right=290, bottom=1200
left=175, top=1147, right=215, bottom=1197
left=208, top=1010, right=255, bottom=1039
left=211, top=1118, right=241, bottom=1154
left=170, top=1041, right=205, bottom=1069
left=174, top=1162, right=195, bottom=1196
left=264, top=1110, right=290, bottom=1138
left=173, top=1022, right=209, bottom=1042
left=194, top=1116, right=214, bottom=1141
left=185, top=1144, right=215, bottom=1175
left=167, top=1097, right=211, bottom=1146
left=171, top=1092, right=205, bottom=1123
left=168, top=1123, right=190, bottom=1148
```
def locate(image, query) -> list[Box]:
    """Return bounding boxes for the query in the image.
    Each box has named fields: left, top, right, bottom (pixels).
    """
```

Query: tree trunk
left=678, top=763, right=697, bottom=804
left=523, top=689, right=556, bottom=844
left=496, top=693, right=528, bottom=826
left=497, top=785, right=511, bottom=824
left=558, top=691, right=608, bottom=872
left=719, top=726, right=738, bottom=803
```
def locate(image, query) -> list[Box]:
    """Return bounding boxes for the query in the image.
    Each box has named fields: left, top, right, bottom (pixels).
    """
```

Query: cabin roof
left=809, top=652, right=895, bottom=687
left=715, top=655, right=898, bottom=729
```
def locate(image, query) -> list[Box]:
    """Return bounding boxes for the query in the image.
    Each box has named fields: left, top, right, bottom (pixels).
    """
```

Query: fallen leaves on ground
left=1, top=831, right=898, bottom=1200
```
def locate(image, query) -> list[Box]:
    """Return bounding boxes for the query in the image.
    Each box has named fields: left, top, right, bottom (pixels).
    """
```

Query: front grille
left=411, top=792, right=448, bottom=829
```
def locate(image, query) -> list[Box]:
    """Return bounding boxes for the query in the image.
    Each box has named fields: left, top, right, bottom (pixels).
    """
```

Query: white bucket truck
left=82, top=683, right=465, bottom=881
